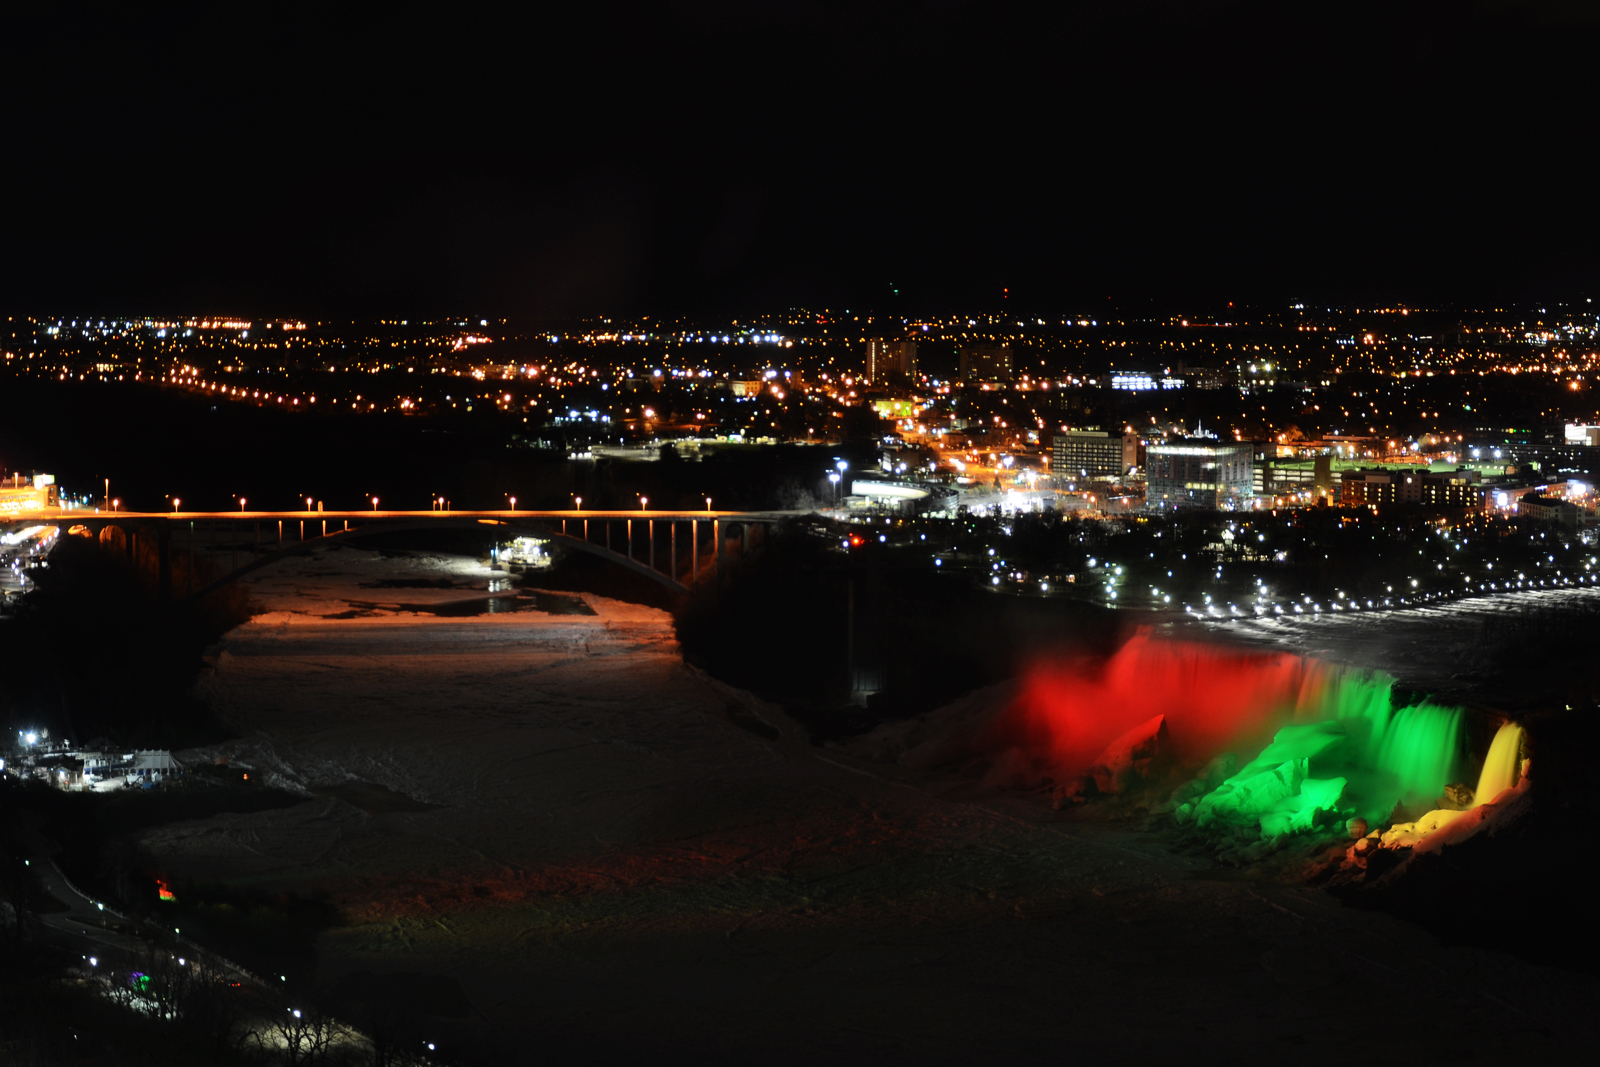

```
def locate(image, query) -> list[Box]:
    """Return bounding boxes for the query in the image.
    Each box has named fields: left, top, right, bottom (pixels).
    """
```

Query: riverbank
left=97, top=546, right=1600, bottom=1062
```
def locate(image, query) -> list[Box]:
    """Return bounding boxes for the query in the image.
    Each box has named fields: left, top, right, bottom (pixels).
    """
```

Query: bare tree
left=132, top=943, right=197, bottom=1021
left=355, top=999, right=429, bottom=1067
left=175, top=953, right=256, bottom=1059
left=268, top=991, right=340, bottom=1066
left=0, top=852, right=41, bottom=948
left=100, top=958, right=146, bottom=1014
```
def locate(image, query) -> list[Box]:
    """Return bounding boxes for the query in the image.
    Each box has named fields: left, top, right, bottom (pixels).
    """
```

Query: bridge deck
left=9, top=509, right=796, bottom=522
left=5, top=507, right=798, bottom=601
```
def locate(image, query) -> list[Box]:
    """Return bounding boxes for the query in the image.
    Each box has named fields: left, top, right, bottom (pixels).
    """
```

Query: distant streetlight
left=111, top=499, right=120, bottom=511
left=306, top=497, right=313, bottom=512
left=371, top=496, right=379, bottom=511
left=508, top=496, right=517, bottom=511
left=573, top=495, right=582, bottom=511
left=639, top=496, right=648, bottom=511
left=705, top=496, right=713, bottom=512
left=238, top=498, right=246, bottom=512
left=171, top=498, right=181, bottom=512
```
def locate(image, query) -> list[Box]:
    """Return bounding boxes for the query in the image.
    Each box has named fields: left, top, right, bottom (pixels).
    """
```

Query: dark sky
left=5, top=2, right=1598, bottom=319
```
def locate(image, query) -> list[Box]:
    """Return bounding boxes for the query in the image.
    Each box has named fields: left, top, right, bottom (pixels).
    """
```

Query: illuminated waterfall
left=1472, top=722, right=1526, bottom=807
left=1010, top=636, right=1502, bottom=848
left=1373, top=702, right=1464, bottom=807
left=1179, top=665, right=1465, bottom=836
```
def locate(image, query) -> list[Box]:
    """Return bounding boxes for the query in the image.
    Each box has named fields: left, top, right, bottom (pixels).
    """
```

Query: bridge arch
left=182, top=515, right=700, bottom=604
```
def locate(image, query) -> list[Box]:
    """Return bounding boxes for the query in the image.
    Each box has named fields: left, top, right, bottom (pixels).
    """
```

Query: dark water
left=359, top=577, right=459, bottom=589
left=399, top=591, right=596, bottom=617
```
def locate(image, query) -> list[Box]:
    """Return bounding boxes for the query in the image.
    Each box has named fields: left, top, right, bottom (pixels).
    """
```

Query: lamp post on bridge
left=703, top=497, right=714, bottom=576
left=371, top=496, right=379, bottom=512
left=640, top=496, right=651, bottom=571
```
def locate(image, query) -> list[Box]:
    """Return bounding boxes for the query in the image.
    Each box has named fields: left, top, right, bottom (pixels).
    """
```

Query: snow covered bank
left=124, top=548, right=1600, bottom=1061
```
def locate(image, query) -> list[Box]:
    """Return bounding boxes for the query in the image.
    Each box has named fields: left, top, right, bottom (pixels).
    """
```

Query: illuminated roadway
left=4, top=507, right=802, bottom=600
left=8, top=508, right=795, bottom=522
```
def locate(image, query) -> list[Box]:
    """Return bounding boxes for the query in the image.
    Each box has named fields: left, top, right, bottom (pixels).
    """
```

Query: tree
left=0, top=851, right=41, bottom=948
left=269, top=994, right=340, bottom=1066
left=176, top=954, right=255, bottom=1059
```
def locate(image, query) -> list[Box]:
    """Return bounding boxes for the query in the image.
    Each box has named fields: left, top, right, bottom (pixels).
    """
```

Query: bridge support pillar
left=157, top=524, right=172, bottom=603
left=692, top=521, right=699, bottom=583
left=715, top=519, right=723, bottom=575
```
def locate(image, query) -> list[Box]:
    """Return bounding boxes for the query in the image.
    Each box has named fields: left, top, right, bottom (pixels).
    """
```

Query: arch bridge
left=15, top=508, right=792, bottom=603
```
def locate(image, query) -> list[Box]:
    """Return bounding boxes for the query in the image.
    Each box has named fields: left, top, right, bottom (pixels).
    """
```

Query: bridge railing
left=16, top=510, right=787, bottom=601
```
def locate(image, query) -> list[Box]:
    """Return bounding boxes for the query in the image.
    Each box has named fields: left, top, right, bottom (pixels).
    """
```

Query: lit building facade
left=1146, top=440, right=1254, bottom=508
left=1339, top=467, right=1483, bottom=508
left=0, top=474, right=59, bottom=513
left=866, top=339, right=918, bottom=382
left=959, top=343, right=1012, bottom=382
left=1052, top=430, right=1137, bottom=483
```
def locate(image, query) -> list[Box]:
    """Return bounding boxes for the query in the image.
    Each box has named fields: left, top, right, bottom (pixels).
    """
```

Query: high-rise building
left=959, top=343, right=1012, bottom=382
left=1052, top=430, right=1138, bottom=483
left=1146, top=440, right=1254, bottom=508
left=866, top=339, right=918, bottom=382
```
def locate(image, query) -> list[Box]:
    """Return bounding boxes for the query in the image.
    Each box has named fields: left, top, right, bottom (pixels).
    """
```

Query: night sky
left=5, top=2, right=1598, bottom=318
